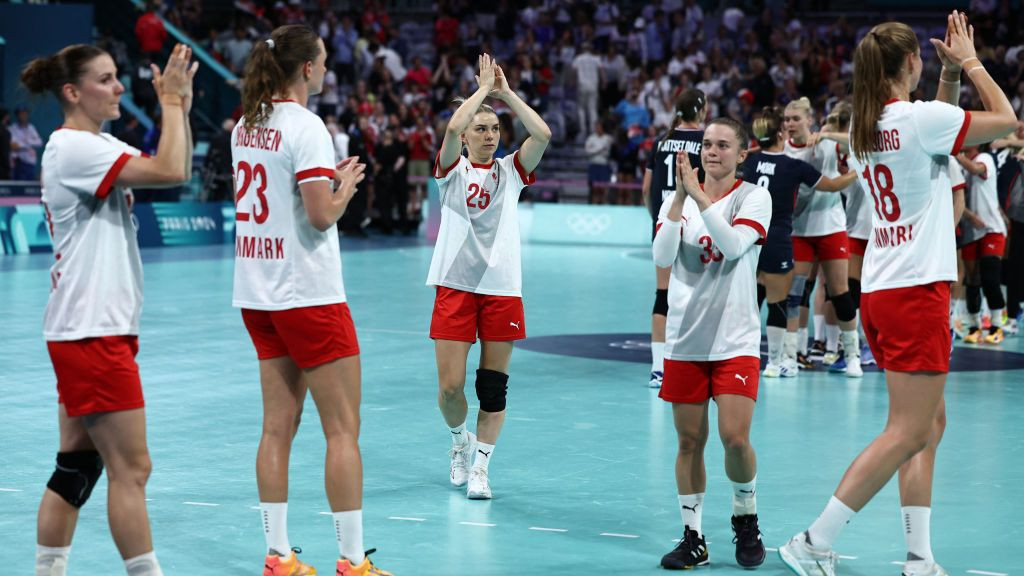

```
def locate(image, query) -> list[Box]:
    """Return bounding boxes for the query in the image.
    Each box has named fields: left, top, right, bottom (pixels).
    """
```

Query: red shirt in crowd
left=135, top=11, right=167, bottom=54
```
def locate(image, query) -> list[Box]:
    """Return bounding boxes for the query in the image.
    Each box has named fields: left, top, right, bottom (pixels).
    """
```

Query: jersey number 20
left=235, top=161, right=270, bottom=224
left=862, top=163, right=900, bottom=222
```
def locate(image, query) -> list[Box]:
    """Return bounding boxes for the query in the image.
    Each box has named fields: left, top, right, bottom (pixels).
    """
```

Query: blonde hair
left=785, top=96, right=813, bottom=118
left=452, top=97, right=497, bottom=119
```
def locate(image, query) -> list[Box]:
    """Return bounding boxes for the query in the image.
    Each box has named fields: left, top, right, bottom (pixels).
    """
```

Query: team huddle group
left=18, top=10, right=1019, bottom=576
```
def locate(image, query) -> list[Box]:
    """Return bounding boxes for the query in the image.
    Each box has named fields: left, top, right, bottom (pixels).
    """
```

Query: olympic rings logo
left=565, top=212, right=612, bottom=236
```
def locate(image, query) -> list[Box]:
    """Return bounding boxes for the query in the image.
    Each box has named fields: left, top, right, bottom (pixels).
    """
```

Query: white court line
left=319, top=512, right=332, bottom=516
left=250, top=506, right=261, bottom=510
left=891, top=561, right=904, bottom=566
left=765, top=547, right=777, bottom=552
left=459, top=521, right=496, bottom=527
left=0, top=488, right=23, bottom=492
left=600, top=533, right=639, bottom=539
left=182, top=501, right=219, bottom=507
left=837, top=555, right=857, bottom=560
left=388, top=516, right=426, bottom=522
left=529, top=527, right=567, bottom=533
left=967, top=571, right=1009, bottom=576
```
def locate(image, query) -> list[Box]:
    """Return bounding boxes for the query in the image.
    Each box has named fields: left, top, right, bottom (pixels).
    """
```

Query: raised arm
left=437, top=54, right=497, bottom=172
left=931, top=15, right=962, bottom=105
left=934, top=11, right=1017, bottom=145
left=492, top=62, right=551, bottom=174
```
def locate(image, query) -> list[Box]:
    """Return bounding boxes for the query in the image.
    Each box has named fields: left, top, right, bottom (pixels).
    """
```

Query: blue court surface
left=2, top=239, right=1021, bottom=575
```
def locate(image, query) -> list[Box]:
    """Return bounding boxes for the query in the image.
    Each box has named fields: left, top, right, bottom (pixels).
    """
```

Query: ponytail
left=659, top=87, right=706, bottom=149
left=752, top=105, right=784, bottom=148
left=240, top=25, right=321, bottom=128
left=21, top=44, right=107, bottom=107
left=851, top=22, right=918, bottom=162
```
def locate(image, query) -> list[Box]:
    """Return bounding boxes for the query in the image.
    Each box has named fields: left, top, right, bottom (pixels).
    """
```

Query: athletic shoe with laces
left=264, top=547, right=316, bottom=576
left=827, top=354, right=847, bottom=373
left=780, top=357, right=800, bottom=377
left=860, top=345, right=876, bottom=365
left=984, top=326, right=1005, bottom=344
left=844, top=350, right=862, bottom=378
left=448, top=432, right=476, bottom=487
left=779, top=532, right=838, bottom=576
left=732, top=514, right=766, bottom=568
left=822, top=351, right=840, bottom=366
left=336, top=549, right=392, bottom=576
left=661, top=526, right=709, bottom=569
left=763, top=363, right=783, bottom=378
left=810, top=340, right=826, bottom=359
left=467, top=467, right=492, bottom=499
left=1006, top=318, right=1019, bottom=336
left=901, top=559, right=948, bottom=576
left=650, top=370, right=664, bottom=388
left=964, top=327, right=983, bottom=344
left=796, top=352, right=814, bottom=370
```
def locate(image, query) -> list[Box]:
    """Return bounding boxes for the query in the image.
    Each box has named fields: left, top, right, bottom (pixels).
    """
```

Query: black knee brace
left=653, top=289, right=669, bottom=316
left=966, top=284, right=982, bottom=314
left=475, top=369, right=509, bottom=413
left=830, top=290, right=857, bottom=323
left=980, top=256, right=1006, bottom=310
left=47, top=450, right=103, bottom=508
left=757, top=284, right=767, bottom=309
left=767, top=300, right=787, bottom=329
left=801, top=278, right=815, bottom=308
left=848, top=278, right=861, bottom=310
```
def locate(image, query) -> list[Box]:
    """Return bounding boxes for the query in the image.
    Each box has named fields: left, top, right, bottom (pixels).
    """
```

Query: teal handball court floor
left=1, top=239, right=1021, bottom=575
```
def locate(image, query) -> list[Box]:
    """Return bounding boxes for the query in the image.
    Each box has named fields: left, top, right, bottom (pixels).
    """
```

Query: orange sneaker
left=336, top=549, right=392, bottom=576
left=264, top=548, right=317, bottom=576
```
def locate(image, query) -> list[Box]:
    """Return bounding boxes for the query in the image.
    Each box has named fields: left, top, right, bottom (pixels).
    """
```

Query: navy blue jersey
left=646, top=128, right=704, bottom=219
left=740, top=150, right=822, bottom=238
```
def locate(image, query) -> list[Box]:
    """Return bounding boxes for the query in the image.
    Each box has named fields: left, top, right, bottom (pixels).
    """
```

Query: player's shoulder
left=736, top=179, right=771, bottom=203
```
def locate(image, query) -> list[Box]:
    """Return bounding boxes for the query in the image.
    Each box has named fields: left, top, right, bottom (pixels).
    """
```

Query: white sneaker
left=902, top=559, right=948, bottom=576
left=780, top=358, right=800, bottom=377
left=1006, top=318, right=1019, bottom=335
left=822, top=352, right=840, bottom=366
left=467, top=468, right=492, bottom=499
left=778, top=532, right=838, bottom=576
left=448, top=432, right=476, bottom=487
left=763, top=363, right=782, bottom=378
left=649, top=370, right=664, bottom=389
left=845, top=352, right=863, bottom=378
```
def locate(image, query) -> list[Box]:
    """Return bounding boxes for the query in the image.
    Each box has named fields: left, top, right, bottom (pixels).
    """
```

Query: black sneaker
left=796, top=352, right=814, bottom=370
left=731, top=514, right=766, bottom=568
left=661, top=526, right=709, bottom=570
left=810, top=340, right=826, bottom=359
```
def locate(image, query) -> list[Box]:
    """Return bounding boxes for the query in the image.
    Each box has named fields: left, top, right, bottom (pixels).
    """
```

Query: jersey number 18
left=862, top=163, right=901, bottom=222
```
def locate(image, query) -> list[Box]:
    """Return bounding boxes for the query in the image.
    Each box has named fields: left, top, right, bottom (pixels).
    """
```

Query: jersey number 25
left=467, top=183, right=492, bottom=210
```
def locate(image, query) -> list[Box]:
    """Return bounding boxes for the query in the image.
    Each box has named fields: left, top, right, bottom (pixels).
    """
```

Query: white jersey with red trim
left=846, top=99, right=970, bottom=292
left=426, top=151, right=536, bottom=297
left=658, top=180, right=772, bottom=361
left=41, top=129, right=144, bottom=341
left=967, top=153, right=1007, bottom=236
left=231, top=101, right=346, bottom=310
left=785, top=139, right=846, bottom=236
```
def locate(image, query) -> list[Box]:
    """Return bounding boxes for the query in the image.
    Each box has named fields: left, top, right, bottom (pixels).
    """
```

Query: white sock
left=807, top=495, right=856, bottom=551
left=732, top=476, right=757, bottom=516
left=971, top=312, right=982, bottom=329
left=260, top=502, right=290, bottom=556
left=333, top=509, right=365, bottom=565
left=449, top=421, right=469, bottom=446
left=814, top=314, right=826, bottom=342
left=841, top=330, right=860, bottom=360
left=798, top=328, right=809, bottom=355
left=826, top=323, right=840, bottom=353
left=767, top=327, right=785, bottom=365
left=678, top=493, right=705, bottom=535
left=36, top=545, right=70, bottom=576
left=473, top=441, right=495, bottom=472
left=992, top=308, right=1005, bottom=327
left=902, top=506, right=934, bottom=563
left=124, top=551, right=163, bottom=576
left=651, top=341, right=665, bottom=372
left=783, top=331, right=799, bottom=361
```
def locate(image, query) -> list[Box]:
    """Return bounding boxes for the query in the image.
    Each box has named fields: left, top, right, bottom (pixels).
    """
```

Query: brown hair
left=241, top=25, right=321, bottom=128
left=826, top=100, right=852, bottom=130
left=707, top=116, right=749, bottom=151
left=752, top=105, right=784, bottom=147
left=659, top=88, right=706, bottom=149
left=21, top=44, right=108, bottom=108
left=851, top=22, right=919, bottom=161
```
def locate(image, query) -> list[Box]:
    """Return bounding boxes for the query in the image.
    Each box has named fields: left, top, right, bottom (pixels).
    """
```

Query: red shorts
left=242, top=303, right=360, bottom=369
left=848, top=237, right=868, bottom=257
left=861, top=282, right=951, bottom=373
left=430, top=286, right=526, bottom=342
left=961, top=233, right=1006, bottom=261
left=793, top=231, right=850, bottom=262
left=659, top=356, right=761, bottom=404
left=47, top=336, right=144, bottom=418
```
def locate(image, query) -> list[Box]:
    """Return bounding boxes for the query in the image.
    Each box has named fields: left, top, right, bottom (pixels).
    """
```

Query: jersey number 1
left=235, top=161, right=269, bottom=224
left=862, top=163, right=900, bottom=222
